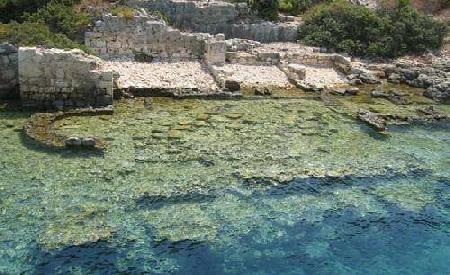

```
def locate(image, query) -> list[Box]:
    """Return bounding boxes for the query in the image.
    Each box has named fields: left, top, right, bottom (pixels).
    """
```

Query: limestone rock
left=65, top=137, right=82, bottom=147
left=81, top=138, right=96, bottom=147
left=371, top=88, right=410, bottom=105
left=254, top=87, right=272, bottom=96
left=424, top=81, right=450, bottom=102
left=224, top=80, right=241, bottom=92
left=357, top=110, right=386, bottom=132
left=330, top=87, right=359, bottom=96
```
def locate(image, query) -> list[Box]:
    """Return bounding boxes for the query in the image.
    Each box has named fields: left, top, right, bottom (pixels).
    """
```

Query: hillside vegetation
left=298, top=0, right=447, bottom=58
left=0, top=0, right=448, bottom=58
left=0, top=0, right=110, bottom=50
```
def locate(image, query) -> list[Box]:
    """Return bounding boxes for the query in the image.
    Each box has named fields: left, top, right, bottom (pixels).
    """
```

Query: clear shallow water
left=0, top=96, right=449, bottom=274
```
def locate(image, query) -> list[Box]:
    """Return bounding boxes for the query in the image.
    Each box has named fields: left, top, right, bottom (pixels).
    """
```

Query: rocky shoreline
left=350, top=54, right=450, bottom=102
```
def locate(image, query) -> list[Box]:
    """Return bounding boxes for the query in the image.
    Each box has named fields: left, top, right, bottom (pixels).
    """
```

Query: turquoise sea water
left=0, top=96, right=449, bottom=274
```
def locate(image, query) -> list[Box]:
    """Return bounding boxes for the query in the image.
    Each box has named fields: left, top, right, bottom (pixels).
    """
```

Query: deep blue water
left=29, top=176, right=450, bottom=274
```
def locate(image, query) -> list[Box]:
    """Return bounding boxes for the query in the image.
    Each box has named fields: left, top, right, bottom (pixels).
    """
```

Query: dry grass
left=74, top=0, right=115, bottom=15
left=110, top=6, right=136, bottom=19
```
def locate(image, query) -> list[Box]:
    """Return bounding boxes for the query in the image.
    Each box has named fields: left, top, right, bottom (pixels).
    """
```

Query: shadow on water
left=356, top=122, right=390, bottom=140
left=242, top=168, right=432, bottom=197
left=18, top=131, right=104, bottom=159
left=390, top=120, right=450, bottom=133
left=136, top=191, right=217, bottom=211
left=162, top=243, right=223, bottom=274
left=34, top=241, right=122, bottom=274
left=152, top=239, right=223, bottom=274
left=134, top=169, right=434, bottom=217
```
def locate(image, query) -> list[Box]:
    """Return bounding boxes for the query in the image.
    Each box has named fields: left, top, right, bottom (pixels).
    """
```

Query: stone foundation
left=18, top=47, right=114, bottom=109
left=0, top=44, right=19, bottom=99
left=224, top=43, right=352, bottom=74
left=86, top=15, right=225, bottom=64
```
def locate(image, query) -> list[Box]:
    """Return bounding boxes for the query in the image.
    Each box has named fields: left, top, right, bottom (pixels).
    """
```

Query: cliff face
left=410, top=0, right=447, bottom=13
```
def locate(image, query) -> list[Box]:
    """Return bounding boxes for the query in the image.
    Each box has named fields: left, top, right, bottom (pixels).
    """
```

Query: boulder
left=254, top=87, right=272, bottom=96
left=65, top=137, right=82, bottom=147
left=330, top=87, right=359, bottom=96
left=358, top=72, right=381, bottom=84
left=387, top=73, right=402, bottom=84
left=424, top=81, right=450, bottom=102
left=371, top=88, right=409, bottom=105
left=357, top=110, right=386, bottom=132
left=224, top=80, right=240, bottom=92
left=417, top=106, right=448, bottom=121
left=81, top=138, right=96, bottom=147
left=296, top=80, right=324, bottom=92
left=287, top=64, right=306, bottom=81
left=144, top=97, right=153, bottom=110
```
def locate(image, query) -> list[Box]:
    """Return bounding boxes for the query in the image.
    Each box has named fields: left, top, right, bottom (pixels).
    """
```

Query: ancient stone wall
left=126, top=0, right=298, bottom=42
left=86, top=15, right=225, bottom=64
left=225, top=47, right=351, bottom=74
left=0, top=44, right=19, bottom=99
left=18, top=47, right=113, bottom=109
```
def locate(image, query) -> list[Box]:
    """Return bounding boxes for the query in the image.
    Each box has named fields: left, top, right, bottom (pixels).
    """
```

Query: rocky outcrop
left=416, top=106, right=449, bottom=121
left=18, top=47, right=114, bottom=109
left=0, top=44, right=18, bottom=99
left=423, top=81, right=450, bottom=101
left=349, top=56, right=450, bottom=102
left=371, top=88, right=410, bottom=105
left=330, top=87, right=359, bottom=96
left=358, top=110, right=387, bottom=131
left=386, top=59, right=450, bottom=102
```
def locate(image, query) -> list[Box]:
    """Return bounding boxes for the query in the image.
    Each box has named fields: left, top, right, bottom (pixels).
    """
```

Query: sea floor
left=0, top=88, right=449, bottom=274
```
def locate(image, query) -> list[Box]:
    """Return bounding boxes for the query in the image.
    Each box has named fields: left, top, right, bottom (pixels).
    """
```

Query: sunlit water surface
left=0, top=95, right=449, bottom=274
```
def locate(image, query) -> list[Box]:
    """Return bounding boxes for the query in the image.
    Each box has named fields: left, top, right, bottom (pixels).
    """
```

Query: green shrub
left=298, top=0, right=447, bottom=58
left=149, top=10, right=171, bottom=24
left=23, top=0, right=90, bottom=42
left=279, top=0, right=326, bottom=15
left=110, top=6, right=136, bottom=19
left=248, top=0, right=279, bottom=20
left=443, top=0, right=450, bottom=8
left=0, top=0, right=52, bottom=23
left=0, top=22, right=91, bottom=52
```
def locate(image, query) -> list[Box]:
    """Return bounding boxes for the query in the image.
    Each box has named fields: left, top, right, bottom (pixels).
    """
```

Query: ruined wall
left=225, top=48, right=351, bottom=73
left=19, top=48, right=113, bottom=109
left=85, top=15, right=225, bottom=64
left=126, top=0, right=298, bottom=42
left=0, top=44, right=18, bottom=99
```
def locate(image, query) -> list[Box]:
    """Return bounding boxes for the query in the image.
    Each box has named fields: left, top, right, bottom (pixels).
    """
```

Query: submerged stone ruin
left=0, top=0, right=449, bottom=151
left=1, top=2, right=450, bottom=271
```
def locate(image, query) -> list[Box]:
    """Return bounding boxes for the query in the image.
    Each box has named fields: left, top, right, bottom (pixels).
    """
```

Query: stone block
left=224, top=79, right=240, bottom=91
left=287, top=64, right=306, bottom=80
